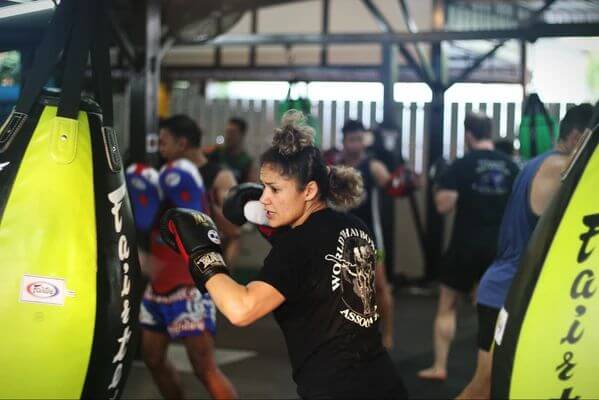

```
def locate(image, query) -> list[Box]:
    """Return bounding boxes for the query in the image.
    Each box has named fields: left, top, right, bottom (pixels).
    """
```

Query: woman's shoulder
left=312, top=208, right=372, bottom=236
left=272, top=209, right=371, bottom=245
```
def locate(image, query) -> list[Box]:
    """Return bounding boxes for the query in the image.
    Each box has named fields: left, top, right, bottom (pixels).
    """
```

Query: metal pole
left=249, top=8, right=258, bottom=66
left=424, top=0, right=446, bottom=282
left=381, top=41, right=398, bottom=129
left=182, top=22, right=599, bottom=47
left=129, top=0, right=160, bottom=165
left=397, top=0, right=435, bottom=84
left=320, top=0, right=329, bottom=66
left=520, top=40, right=527, bottom=99
left=361, top=0, right=429, bottom=83
left=380, top=40, right=400, bottom=283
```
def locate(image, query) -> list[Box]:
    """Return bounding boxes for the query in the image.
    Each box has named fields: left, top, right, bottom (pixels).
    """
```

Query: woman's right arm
left=160, top=207, right=286, bottom=327
left=205, top=275, right=285, bottom=326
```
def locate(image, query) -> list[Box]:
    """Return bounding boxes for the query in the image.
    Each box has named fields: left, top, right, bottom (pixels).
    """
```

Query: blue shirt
left=477, top=151, right=558, bottom=309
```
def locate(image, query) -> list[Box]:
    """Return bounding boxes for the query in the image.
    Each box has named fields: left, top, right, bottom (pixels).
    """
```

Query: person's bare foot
left=417, top=367, right=447, bottom=381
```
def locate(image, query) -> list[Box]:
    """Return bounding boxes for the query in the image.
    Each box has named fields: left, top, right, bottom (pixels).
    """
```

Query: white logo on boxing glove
left=208, top=229, right=221, bottom=245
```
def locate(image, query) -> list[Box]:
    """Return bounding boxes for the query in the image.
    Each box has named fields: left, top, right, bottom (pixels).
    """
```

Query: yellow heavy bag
left=492, top=117, right=599, bottom=398
left=0, top=0, right=142, bottom=398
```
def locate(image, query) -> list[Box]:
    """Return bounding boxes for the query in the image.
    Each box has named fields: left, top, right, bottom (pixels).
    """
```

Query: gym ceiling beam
left=446, top=0, right=559, bottom=89
left=397, top=0, right=436, bottom=85
left=361, top=0, right=430, bottom=84
left=176, top=22, right=599, bottom=47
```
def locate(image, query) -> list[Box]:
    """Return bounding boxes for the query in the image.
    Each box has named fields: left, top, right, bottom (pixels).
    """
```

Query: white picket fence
left=111, top=90, right=574, bottom=277
left=166, top=89, right=573, bottom=174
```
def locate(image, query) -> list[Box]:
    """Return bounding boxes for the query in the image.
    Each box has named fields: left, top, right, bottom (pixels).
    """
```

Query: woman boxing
left=161, top=110, right=407, bottom=399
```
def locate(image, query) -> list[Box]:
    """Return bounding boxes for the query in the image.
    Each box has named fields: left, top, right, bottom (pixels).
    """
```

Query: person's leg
left=375, top=261, right=395, bottom=350
left=174, top=287, right=238, bottom=399
left=457, top=303, right=499, bottom=399
left=142, top=329, right=184, bottom=399
left=140, top=286, right=186, bottom=399
left=183, top=334, right=238, bottom=400
left=418, top=284, right=460, bottom=380
left=456, top=349, right=493, bottom=399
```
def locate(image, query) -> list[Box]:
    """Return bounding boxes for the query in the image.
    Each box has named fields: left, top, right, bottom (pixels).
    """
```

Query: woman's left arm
left=205, top=275, right=285, bottom=326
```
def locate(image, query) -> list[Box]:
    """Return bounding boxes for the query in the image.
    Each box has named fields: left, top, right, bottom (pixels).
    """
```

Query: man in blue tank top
left=457, top=103, right=594, bottom=399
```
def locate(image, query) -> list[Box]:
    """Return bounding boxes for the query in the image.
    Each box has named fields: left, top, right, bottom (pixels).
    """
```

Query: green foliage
left=587, top=54, right=599, bottom=97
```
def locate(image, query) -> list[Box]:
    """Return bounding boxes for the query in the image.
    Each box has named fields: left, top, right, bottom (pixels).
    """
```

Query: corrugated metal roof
left=447, top=0, right=599, bottom=30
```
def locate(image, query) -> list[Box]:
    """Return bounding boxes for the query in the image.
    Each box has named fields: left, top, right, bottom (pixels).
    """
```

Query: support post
left=520, top=40, right=527, bottom=99
left=249, top=8, right=258, bottom=66
left=381, top=42, right=398, bottom=130
left=424, top=0, right=447, bottom=282
left=129, top=0, right=160, bottom=165
left=320, top=0, right=329, bottom=66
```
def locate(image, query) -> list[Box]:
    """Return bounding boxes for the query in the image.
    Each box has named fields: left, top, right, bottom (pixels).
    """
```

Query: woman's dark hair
left=160, top=114, right=202, bottom=147
left=260, top=110, right=363, bottom=210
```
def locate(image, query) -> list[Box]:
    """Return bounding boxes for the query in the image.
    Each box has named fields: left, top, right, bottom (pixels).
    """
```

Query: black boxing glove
left=223, top=183, right=287, bottom=243
left=160, top=208, right=229, bottom=292
left=223, top=183, right=267, bottom=226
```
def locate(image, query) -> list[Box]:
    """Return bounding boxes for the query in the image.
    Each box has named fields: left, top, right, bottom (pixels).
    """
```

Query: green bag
left=0, top=0, right=142, bottom=398
left=519, top=93, right=558, bottom=160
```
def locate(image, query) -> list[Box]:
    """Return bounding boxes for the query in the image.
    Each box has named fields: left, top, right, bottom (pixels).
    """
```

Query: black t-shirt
left=198, top=159, right=223, bottom=191
left=258, top=208, right=391, bottom=396
left=348, top=157, right=378, bottom=234
left=438, top=149, right=520, bottom=249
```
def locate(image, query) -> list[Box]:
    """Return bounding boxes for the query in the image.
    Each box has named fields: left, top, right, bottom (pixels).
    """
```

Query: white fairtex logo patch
left=20, top=275, right=75, bottom=306
left=0, top=161, right=9, bottom=172
left=107, top=184, right=133, bottom=399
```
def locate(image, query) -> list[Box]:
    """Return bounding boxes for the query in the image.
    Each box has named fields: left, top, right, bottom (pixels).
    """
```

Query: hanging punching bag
left=492, top=112, right=599, bottom=398
left=0, top=0, right=142, bottom=399
left=519, top=93, right=558, bottom=161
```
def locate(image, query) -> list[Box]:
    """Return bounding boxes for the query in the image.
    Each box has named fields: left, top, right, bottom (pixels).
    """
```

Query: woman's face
left=259, top=163, right=309, bottom=228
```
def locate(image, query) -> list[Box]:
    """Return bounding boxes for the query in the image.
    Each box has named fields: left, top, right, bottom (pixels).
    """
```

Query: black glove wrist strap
left=189, top=251, right=230, bottom=292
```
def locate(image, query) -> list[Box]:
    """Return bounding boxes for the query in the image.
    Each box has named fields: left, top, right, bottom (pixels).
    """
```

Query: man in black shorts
left=418, top=112, right=520, bottom=380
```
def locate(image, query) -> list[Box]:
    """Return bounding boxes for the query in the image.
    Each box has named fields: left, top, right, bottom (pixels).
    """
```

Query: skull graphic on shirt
left=326, top=228, right=378, bottom=326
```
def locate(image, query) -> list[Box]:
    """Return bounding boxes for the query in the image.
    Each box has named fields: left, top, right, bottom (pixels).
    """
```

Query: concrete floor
left=122, top=291, right=479, bottom=399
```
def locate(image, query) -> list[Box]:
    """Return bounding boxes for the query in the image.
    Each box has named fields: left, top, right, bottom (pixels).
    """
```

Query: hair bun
left=327, top=165, right=364, bottom=211
left=272, top=109, right=315, bottom=156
